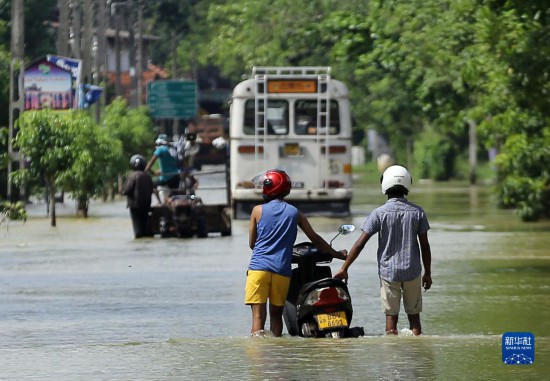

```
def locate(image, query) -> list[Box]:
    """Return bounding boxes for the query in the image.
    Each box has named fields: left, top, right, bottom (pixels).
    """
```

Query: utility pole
left=95, top=0, right=107, bottom=120
left=82, top=0, right=94, bottom=84
left=136, top=0, right=144, bottom=106
left=8, top=0, right=25, bottom=201
left=57, top=0, right=69, bottom=56
left=113, top=2, right=122, bottom=97
left=127, top=0, right=138, bottom=107
left=171, top=30, right=179, bottom=136
left=69, top=0, right=82, bottom=59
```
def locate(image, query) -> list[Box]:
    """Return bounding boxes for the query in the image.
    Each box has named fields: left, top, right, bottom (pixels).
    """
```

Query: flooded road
left=1, top=182, right=549, bottom=380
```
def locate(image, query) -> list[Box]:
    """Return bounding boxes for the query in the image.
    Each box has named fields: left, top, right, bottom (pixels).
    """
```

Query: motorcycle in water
left=158, top=194, right=207, bottom=238
left=283, top=224, right=365, bottom=338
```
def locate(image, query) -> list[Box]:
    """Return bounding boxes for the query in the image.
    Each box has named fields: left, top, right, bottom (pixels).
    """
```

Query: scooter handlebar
left=292, top=242, right=334, bottom=264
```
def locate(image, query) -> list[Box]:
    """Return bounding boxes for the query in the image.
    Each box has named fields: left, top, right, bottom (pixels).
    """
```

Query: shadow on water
left=1, top=183, right=549, bottom=380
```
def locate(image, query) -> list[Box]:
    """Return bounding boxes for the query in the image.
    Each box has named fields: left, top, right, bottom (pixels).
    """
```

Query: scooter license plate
left=315, top=311, right=348, bottom=329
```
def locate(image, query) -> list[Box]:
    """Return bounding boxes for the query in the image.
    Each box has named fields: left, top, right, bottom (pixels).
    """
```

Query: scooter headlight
left=303, top=286, right=350, bottom=307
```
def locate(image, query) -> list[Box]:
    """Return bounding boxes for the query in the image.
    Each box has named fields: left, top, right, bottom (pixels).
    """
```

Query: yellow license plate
left=284, top=143, right=300, bottom=156
left=316, top=311, right=348, bottom=330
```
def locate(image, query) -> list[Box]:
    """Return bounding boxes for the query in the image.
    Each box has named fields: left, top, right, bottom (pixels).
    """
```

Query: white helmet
left=381, top=165, right=412, bottom=194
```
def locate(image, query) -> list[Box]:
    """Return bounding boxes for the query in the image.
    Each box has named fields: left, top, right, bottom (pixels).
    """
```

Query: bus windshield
left=294, top=99, right=340, bottom=135
left=243, top=100, right=289, bottom=135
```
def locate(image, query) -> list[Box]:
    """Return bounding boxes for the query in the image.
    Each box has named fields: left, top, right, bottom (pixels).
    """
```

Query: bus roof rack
left=251, top=66, right=332, bottom=77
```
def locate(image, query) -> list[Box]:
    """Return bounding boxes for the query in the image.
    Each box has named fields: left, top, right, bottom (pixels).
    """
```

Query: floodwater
left=1, top=181, right=549, bottom=380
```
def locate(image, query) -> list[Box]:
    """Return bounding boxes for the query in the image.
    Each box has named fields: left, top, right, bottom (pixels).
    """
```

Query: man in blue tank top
left=245, top=169, right=347, bottom=337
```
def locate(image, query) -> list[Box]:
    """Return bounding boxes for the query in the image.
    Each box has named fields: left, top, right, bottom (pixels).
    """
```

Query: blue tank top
left=248, top=200, right=299, bottom=277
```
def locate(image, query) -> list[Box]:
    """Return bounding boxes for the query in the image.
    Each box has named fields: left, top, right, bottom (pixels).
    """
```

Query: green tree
left=468, top=3, right=550, bottom=220
left=143, top=0, right=203, bottom=74
left=494, top=132, right=550, bottom=221
left=413, top=127, right=456, bottom=181
left=0, top=46, right=9, bottom=199
left=0, top=19, right=9, bottom=129
left=204, top=0, right=367, bottom=81
left=0, top=17, right=10, bottom=198
left=345, top=0, right=477, bottom=165
left=58, top=112, right=122, bottom=217
left=0, top=0, right=57, bottom=200
left=0, top=0, right=57, bottom=61
left=100, top=97, right=155, bottom=197
left=200, top=0, right=475, bottom=165
left=12, top=110, right=77, bottom=226
left=0, top=200, right=27, bottom=224
left=102, top=98, right=154, bottom=158
left=0, top=126, right=26, bottom=223
left=11, top=109, right=122, bottom=226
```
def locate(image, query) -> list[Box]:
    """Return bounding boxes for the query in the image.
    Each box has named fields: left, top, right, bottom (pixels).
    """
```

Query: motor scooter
left=283, top=224, right=365, bottom=338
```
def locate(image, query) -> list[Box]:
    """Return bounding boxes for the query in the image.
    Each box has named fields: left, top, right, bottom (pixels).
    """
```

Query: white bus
left=229, top=66, right=353, bottom=219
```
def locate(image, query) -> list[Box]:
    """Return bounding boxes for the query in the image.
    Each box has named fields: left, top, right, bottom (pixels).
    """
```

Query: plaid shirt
left=362, top=198, right=430, bottom=282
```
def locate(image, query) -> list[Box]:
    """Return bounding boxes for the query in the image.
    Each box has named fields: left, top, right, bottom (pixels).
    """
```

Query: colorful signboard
left=24, top=59, right=74, bottom=110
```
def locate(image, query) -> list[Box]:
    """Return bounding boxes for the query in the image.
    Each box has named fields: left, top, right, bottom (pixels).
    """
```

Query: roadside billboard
left=24, top=59, right=73, bottom=110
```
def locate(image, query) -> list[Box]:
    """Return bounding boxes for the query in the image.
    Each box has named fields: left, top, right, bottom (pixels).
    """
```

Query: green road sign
left=147, top=80, right=197, bottom=119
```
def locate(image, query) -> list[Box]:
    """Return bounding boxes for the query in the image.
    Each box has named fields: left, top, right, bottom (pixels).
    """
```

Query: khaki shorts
left=380, top=275, right=422, bottom=315
left=245, top=270, right=291, bottom=307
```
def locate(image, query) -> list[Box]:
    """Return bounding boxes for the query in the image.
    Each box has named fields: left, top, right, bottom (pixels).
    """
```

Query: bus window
left=294, top=99, right=340, bottom=135
left=243, top=100, right=289, bottom=135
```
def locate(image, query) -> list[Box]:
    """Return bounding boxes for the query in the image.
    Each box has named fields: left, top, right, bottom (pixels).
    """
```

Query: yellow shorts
left=245, top=270, right=291, bottom=307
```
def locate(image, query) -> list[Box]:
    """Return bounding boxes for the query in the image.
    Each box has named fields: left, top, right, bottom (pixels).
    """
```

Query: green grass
left=351, top=161, right=382, bottom=186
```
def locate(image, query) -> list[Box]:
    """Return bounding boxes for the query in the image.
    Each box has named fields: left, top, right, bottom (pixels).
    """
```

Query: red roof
left=106, top=63, right=170, bottom=100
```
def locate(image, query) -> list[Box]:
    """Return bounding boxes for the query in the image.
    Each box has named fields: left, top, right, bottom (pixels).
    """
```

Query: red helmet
left=263, top=169, right=291, bottom=198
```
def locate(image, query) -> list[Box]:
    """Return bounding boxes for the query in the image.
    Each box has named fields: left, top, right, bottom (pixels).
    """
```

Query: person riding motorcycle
left=144, top=134, right=180, bottom=203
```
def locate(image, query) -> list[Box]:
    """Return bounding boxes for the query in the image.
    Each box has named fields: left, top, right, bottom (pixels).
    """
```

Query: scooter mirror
left=330, top=224, right=356, bottom=246
left=338, top=224, right=356, bottom=235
